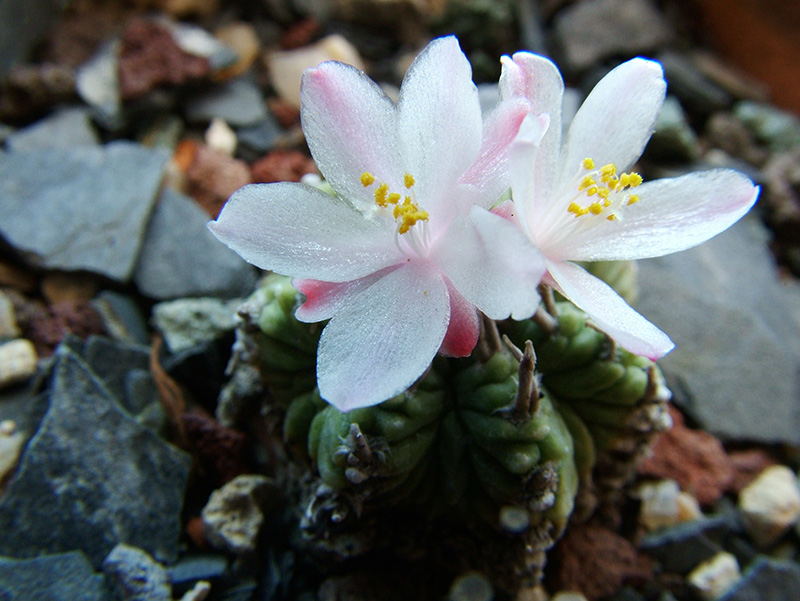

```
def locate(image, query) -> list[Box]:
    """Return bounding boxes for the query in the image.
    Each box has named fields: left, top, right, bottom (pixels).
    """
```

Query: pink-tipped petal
left=294, top=270, right=388, bottom=322
left=459, top=96, right=532, bottom=207
left=499, top=52, right=565, bottom=200
left=209, top=182, right=399, bottom=281
left=397, top=36, right=482, bottom=216
left=301, top=61, right=400, bottom=211
left=434, top=207, right=545, bottom=320
left=554, top=169, right=760, bottom=262
left=547, top=260, right=674, bottom=359
left=316, top=262, right=450, bottom=412
left=560, top=58, right=666, bottom=184
left=440, top=279, right=480, bottom=357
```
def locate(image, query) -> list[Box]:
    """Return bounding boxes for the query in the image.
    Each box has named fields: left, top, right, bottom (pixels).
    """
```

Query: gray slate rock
left=639, top=514, right=735, bottom=574
left=0, top=141, right=169, bottom=281
left=134, top=187, right=256, bottom=300
left=0, top=348, right=190, bottom=567
left=0, top=551, right=111, bottom=601
left=636, top=215, right=800, bottom=444
left=102, top=543, right=172, bottom=601
left=657, top=51, right=732, bottom=115
left=720, top=557, right=800, bottom=601
left=5, top=106, right=99, bottom=152
left=184, top=78, right=268, bottom=126
left=92, top=290, right=151, bottom=345
left=236, top=115, right=283, bottom=153
left=153, top=297, right=240, bottom=353
left=553, top=0, right=674, bottom=72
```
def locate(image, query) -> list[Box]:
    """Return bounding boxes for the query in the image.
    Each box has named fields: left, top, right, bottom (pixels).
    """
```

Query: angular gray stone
left=184, top=78, right=268, bottom=127
left=636, top=215, right=800, bottom=444
left=153, top=297, right=240, bottom=353
left=719, top=557, right=800, bottom=601
left=0, top=349, right=191, bottom=567
left=0, top=551, right=111, bottom=601
left=134, top=187, right=256, bottom=300
left=5, top=106, right=99, bottom=152
left=91, top=290, right=151, bottom=345
left=236, top=115, right=283, bottom=153
left=0, top=141, right=169, bottom=281
left=102, top=543, right=171, bottom=601
left=553, top=0, right=674, bottom=72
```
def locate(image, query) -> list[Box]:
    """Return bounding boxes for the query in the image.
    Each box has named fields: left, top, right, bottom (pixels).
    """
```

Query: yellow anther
left=607, top=213, right=618, bottom=221
left=619, top=173, right=630, bottom=188
left=579, top=176, right=596, bottom=190
left=628, top=172, right=643, bottom=187
left=361, top=172, right=375, bottom=187
left=597, top=188, right=610, bottom=199
left=600, top=164, right=616, bottom=177
left=589, top=202, right=604, bottom=215
left=387, top=192, right=401, bottom=205
left=404, top=173, right=415, bottom=189
left=582, top=158, right=595, bottom=170
left=568, top=202, right=588, bottom=217
left=627, top=194, right=640, bottom=206
left=586, top=186, right=598, bottom=196
left=374, top=183, right=390, bottom=207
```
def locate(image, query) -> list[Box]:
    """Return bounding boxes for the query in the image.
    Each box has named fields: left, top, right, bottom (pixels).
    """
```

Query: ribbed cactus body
left=248, top=274, right=321, bottom=406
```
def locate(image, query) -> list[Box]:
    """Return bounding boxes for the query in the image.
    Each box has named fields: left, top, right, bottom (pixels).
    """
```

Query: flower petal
left=500, top=52, right=565, bottom=201
left=301, top=60, right=400, bottom=211
left=433, top=206, right=545, bottom=320
left=552, top=169, right=760, bottom=261
left=316, top=262, right=450, bottom=411
left=209, top=182, right=399, bottom=281
left=459, top=96, right=532, bottom=208
left=293, top=270, right=388, bottom=322
left=440, top=279, right=480, bottom=357
left=560, top=58, right=666, bottom=184
left=546, top=260, right=674, bottom=359
left=398, top=36, right=482, bottom=217
left=509, top=112, right=550, bottom=240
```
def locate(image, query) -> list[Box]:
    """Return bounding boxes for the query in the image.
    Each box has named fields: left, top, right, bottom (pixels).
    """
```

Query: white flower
left=210, top=37, right=545, bottom=411
left=502, top=53, right=760, bottom=358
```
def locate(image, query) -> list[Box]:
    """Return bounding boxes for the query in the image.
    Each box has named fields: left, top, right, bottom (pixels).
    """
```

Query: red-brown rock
left=548, top=523, right=653, bottom=600
left=179, top=140, right=252, bottom=218
left=182, top=408, right=251, bottom=487
left=20, top=300, right=106, bottom=356
left=118, top=18, right=210, bottom=100
left=267, top=98, right=301, bottom=128
left=280, top=18, right=321, bottom=50
left=251, top=149, right=318, bottom=184
left=637, top=406, right=734, bottom=506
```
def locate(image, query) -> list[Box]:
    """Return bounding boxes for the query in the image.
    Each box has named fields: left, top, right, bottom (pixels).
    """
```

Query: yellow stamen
left=589, top=202, right=603, bottom=215
left=404, top=173, right=415, bottom=189
left=619, top=173, right=630, bottom=188
left=387, top=192, right=401, bottom=205
left=628, top=172, right=643, bottom=187
left=607, top=213, right=618, bottom=221
left=579, top=175, right=596, bottom=190
left=568, top=202, right=588, bottom=217
left=582, top=158, right=595, bottom=170
left=361, top=172, right=375, bottom=187
left=374, top=183, right=390, bottom=207
left=569, top=158, right=646, bottom=221
left=627, top=194, right=640, bottom=206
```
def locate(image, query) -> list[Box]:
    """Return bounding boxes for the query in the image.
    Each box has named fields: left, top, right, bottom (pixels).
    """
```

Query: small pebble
left=214, top=22, right=260, bottom=80
left=204, top=118, right=237, bottom=156
left=201, top=475, right=273, bottom=554
left=738, top=465, right=800, bottom=548
left=267, top=34, right=365, bottom=109
left=101, top=543, right=172, bottom=601
left=0, top=339, right=38, bottom=389
left=178, top=580, right=211, bottom=601
left=448, top=571, right=493, bottom=601
left=0, top=292, right=21, bottom=338
left=687, top=552, right=741, bottom=601
left=0, top=421, right=25, bottom=483
left=636, top=479, right=682, bottom=531
left=40, top=271, right=99, bottom=304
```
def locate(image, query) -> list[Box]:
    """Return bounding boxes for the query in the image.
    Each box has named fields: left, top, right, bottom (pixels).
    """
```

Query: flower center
left=566, top=158, right=642, bottom=222
left=361, top=171, right=429, bottom=234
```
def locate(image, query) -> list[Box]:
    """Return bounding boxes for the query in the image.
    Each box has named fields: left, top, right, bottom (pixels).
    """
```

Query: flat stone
left=236, top=115, right=283, bottom=153
left=5, top=106, right=99, bottom=152
left=201, top=474, right=273, bottom=554
left=0, top=349, right=190, bottom=566
left=639, top=514, right=734, bottom=575
left=134, top=187, right=256, bottom=300
left=688, top=552, right=741, bottom=601
left=0, top=141, right=169, bottom=282
left=738, top=465, right=800, bottom=548
left=720, top=557, right=800, bottom=601
left=75, top=41, right=123, bottom=130
left=184, top=78, right=267, bottom=127
left=0, top=551, right=111, bottom=600
left=91, top=290, right=151, bottom=345
left=636, top=215, right=800, bottom=444
left=553, top=0, right=674, bottom=72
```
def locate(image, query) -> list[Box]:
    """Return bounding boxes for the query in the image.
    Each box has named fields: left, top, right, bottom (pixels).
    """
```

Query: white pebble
left=636, top=479, right=682, bottom=531
left=0, top=339, right=38, bottom=389
left=0, top=292, right=20, bottom=338
left=0, top=423, right=25, bottom=482
left=739, top=465, right=800, bottom=548
left=688, top=552, right=741, bottom=600
left=205, top=118, right=237, bottom=156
